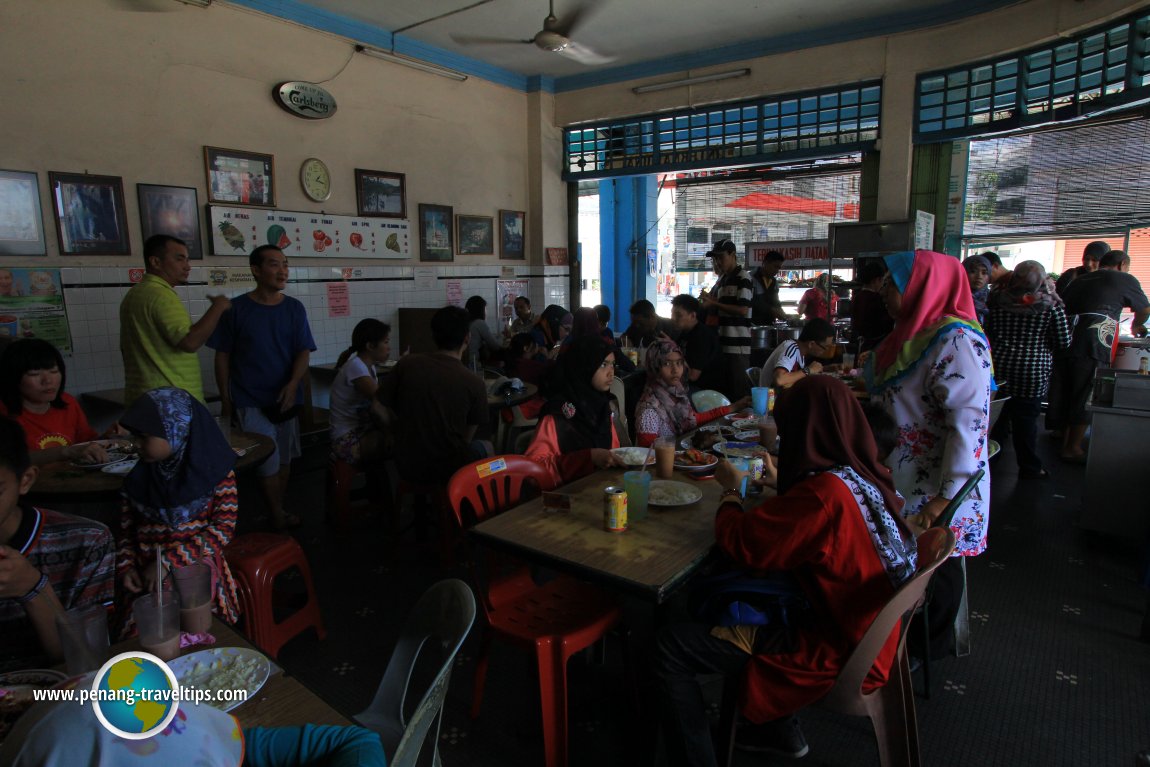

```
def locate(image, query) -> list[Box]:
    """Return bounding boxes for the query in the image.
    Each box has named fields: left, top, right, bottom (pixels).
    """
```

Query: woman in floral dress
left=866, top=249, right=993, bottom=654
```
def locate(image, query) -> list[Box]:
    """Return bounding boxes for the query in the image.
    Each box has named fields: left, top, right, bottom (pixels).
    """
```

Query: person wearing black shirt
left=750, top=250, right=788, bottom=324
left=670, top=294, right=722, bottom=392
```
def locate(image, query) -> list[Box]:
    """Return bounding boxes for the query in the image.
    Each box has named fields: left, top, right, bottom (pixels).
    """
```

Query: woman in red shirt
left=797, top=272, right=839, bottom=321
left=654, top=376, right=917, bottom=764
left=0, top=339, right=108, bottom=465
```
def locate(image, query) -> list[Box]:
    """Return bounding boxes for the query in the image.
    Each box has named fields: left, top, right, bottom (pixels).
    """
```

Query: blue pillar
left=598, top=175, right=658, bottom=331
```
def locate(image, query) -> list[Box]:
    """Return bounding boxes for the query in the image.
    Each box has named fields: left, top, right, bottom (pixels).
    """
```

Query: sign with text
left=0, top=268, right=71, bottom=352
left=208, top=205, right=410, bottom=259
left=327, top=282, right=350, bottom=317
left=745, top=240, right=829, bottom=267
left=496, top=279, right=529, bottom=327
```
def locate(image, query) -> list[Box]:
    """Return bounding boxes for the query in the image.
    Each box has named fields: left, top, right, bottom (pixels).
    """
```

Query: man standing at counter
left=209, top=245, right=315, bottom=530
left=119, top=234, right=230, bottom=406
left=750, top=250, right=788, bottom=324
left=1052, top=249, right=1149, bottom=462
left=701, top=239, right=754, bottom=400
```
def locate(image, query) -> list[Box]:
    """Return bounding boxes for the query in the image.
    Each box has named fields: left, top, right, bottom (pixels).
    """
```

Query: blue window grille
left=564, top=81, right=881, bottom=181
left=916, top=9, right=1150, bottom=142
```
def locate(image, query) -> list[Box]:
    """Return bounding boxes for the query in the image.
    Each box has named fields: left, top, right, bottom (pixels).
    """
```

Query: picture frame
left=48, top=172, right=131, bottom=256
left=137, top=184, right=203, bottom=259
left=0, top=170, right=47, bottom=256
left=355, top=169, right=406, bottom=219
left=419, top=203, right=454, bottom=262
left=499, top=209, right=526, bottom=260
left=456, top=214, right=494, bottom=255
left=203, top=146, right=275, bottom=208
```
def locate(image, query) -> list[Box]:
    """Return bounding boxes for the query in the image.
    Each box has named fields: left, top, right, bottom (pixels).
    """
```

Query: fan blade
left=558, top=41, right=616, bottom=65
left=451, top=34, right=534, bottom=47
left=555, top=0, right=603, bottom=38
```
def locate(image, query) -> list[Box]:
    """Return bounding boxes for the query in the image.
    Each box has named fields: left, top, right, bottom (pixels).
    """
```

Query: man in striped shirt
left=701, top=239, right=754, bottom=400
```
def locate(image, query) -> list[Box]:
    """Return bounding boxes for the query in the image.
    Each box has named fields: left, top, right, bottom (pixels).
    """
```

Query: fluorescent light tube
left=356, top=45, right=468, bottom=82
left=633, top=68, right=750, bottom=94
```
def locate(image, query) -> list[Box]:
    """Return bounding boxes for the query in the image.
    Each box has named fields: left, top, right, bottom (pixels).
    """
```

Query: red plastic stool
left=225, top=533, right=326, bottom=659
left=397, top=479, right=455, bottom=566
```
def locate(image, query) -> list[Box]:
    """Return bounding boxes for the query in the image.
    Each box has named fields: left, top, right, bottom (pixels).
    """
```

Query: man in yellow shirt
left=119, top=235, right=230, bottom=406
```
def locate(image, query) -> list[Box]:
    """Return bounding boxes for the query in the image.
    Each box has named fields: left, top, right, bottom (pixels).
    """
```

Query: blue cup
left=728, top=457, right=749, bottom=496
left=751, top=387, right=770, bottom=416
left=623, top=470, right=651, bottom=521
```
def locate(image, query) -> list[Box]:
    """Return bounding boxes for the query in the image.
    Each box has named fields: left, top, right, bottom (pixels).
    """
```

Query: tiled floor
left=255, top=434, right=1150, bottom=766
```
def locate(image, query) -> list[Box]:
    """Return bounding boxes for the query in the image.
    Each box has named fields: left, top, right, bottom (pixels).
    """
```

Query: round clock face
left=300, top=158, right=331, bottom=202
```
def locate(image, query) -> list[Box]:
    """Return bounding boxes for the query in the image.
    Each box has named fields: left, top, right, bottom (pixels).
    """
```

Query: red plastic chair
left=717, top=527, right=956, bottom=767
left=225, top=532, right=327, bottom=660
left=447, top=456, right=622, bottom=767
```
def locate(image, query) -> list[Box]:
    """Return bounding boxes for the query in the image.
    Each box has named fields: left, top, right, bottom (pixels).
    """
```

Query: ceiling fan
left=452, top=0, right=615, bottom=66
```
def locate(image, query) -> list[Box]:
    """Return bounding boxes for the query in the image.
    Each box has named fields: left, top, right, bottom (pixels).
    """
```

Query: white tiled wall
left=61, top=264, right=571, bottom=395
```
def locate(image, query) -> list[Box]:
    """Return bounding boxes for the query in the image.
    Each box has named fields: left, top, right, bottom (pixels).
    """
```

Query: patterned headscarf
left=868, top=250, right=988, bottom=392
left=120, top=387, right=236, bottom=526
left=988, top=259, right=1061, bottom=315
left=636, top=340, right=698, bottom=434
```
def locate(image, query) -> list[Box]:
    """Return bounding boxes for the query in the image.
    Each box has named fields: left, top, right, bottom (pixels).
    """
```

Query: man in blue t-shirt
left=208, top=245, right=316, bottom=530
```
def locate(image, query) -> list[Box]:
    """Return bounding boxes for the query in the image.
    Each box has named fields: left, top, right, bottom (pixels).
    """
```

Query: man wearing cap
left=700, top=239, right=754, bottom=400
left=1055, top=240, right=1109, bottom=297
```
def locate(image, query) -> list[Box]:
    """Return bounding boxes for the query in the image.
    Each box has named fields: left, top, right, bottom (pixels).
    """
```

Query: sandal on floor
left=273, top=512, right=302, bottom=531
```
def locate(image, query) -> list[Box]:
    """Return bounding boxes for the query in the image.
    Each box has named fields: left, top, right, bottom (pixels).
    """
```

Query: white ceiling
left=282, top=0, right=1020, bottom=85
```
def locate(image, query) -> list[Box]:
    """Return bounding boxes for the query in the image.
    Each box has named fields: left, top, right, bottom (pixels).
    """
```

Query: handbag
left=688, top=570, right=810, bottom=628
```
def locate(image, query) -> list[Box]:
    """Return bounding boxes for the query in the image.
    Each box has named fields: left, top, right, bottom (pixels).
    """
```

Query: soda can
left=748, top=456, right=764, bottom=482
left=767, top=388, right=777, bottom=413
left=603, top=486, right=628, bottom=532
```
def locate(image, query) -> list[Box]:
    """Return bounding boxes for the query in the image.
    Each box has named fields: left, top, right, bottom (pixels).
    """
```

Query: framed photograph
left=137, top=184, right=203, bottom=259
left=0, top=170, right=47, bottom=256
left=203, top=146, right=275, bottom=208
left=48, top=172, right=131, bottom=256
left=499, top=209, right=526, bottom=260
left=355, top=169, right=406, bottom=219
left=419, top=203, right=454, bottom=262
left=456, top=214, right=494, bottom=255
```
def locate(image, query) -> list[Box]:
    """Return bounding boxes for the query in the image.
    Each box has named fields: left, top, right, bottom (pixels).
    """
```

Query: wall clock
left=300, top=157, right=331, bottom=202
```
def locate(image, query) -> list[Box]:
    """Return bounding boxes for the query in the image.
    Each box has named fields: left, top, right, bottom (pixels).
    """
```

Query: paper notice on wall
left=915, top=210, right=936, bottom=250
left=327, top=282, right=350, bottom=317
left=413, top=268, right=436, bottom=290
left=445, top=280, right=463, bottom=307
left=0, top=268, right=72, bottom=352
left=497, top=279, right=529, bottom=327
left=207, top=268, right=255, bottom=291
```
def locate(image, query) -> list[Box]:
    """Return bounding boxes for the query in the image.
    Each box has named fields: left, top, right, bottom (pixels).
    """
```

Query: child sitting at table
left=525, top=336, right=627, bottom=489
left=634, top=339, right=750, bottom=447
left=329, top=318, right=391, bottom=467
left=0, top=338, right=112, bottom=466
left=115, top=387, right=241, bottom=630
left=0, top=417, right=114, bottom=671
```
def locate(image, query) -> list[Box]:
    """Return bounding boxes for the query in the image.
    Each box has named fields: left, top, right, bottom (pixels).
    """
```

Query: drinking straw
left=155, top=546, right=162, bottom=609
left=641, top=444, right=655, bottom=476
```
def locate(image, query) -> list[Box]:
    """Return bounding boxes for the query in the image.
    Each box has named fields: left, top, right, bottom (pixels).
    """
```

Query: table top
left=487, top=381, right=538, bottom=409
left=472, top=466, right=742, bottom=603
left=111, top=619, right=351, bottom=729
left=27, top=432, right=275, bottom=502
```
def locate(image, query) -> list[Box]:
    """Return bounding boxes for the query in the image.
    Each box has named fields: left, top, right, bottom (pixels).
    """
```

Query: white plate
left=712, top=441, right=767, bottom=459
left=673, top=451, right=719, bottom=472
left=0, top=669, right=67, bottom=687
left=733, top=430, right=759, bottom=442
left=169, top=647, right=270, bottom=712
left=611, top=447, right=655, bottom=466
left=70, top=440, right=135, bottom=469
left=101, top=458, right=139, bottom=475
left=648, top=480, right=704, bottom=507
left=731, top=417, right=759, bottom=430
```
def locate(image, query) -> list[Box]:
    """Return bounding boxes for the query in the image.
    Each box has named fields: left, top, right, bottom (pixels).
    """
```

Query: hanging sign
left=273, top=82, right=337, bottom=120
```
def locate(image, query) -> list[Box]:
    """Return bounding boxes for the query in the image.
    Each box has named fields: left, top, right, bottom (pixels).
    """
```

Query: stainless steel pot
left=768, top=325, right=801, bottom=347
left=750, top=326, right=772, bottom=350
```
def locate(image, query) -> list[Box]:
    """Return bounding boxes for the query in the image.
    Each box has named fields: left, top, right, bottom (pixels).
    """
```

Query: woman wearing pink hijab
left=865, top=250, right=993, bottom=656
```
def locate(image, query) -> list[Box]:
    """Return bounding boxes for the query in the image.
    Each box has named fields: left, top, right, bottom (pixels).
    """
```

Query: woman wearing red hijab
left=866, top=249, right=992, bottom=656
left=654, top=376, right=917, bottom=764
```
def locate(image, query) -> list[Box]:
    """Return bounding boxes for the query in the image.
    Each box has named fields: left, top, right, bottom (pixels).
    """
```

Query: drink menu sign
left=208, top=205, right=410, bottom=259
left=0, top=268, right=72, bottom=352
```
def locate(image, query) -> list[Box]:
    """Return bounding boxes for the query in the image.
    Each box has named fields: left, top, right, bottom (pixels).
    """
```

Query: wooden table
left=111, top=619, right=351, bottom=728
left=27, top=432, right=275, bottom=504
left=472, top=466, right=737, bottom=603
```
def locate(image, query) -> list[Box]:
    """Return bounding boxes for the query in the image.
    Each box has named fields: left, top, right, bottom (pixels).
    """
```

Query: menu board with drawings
left=207, top=205, right=410, bottom=259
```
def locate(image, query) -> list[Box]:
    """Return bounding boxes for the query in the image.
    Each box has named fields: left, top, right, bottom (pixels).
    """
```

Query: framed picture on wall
left=0, top=170, right=47, bottom=256
left=48, top=172, right=131, bottom=256
left=456, top=214, right=494, bottom=255
left=419, top=203, right=454, bottom=262
left=203, top=146, right=276, bottom=208
left=499, top=209, right=525, bottom=260
left=355, top=169, right=406, bottom=218
left=137, top=184, right=203, bottom=259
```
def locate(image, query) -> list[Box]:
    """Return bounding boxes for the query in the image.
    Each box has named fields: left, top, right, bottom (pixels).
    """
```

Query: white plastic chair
left=609, top=377, right=628, bottom=437
left=355, top=579, right=476, bottom=767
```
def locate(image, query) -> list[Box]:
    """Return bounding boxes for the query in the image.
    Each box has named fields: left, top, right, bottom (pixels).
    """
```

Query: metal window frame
left=563, top=81, right=882, bottom=181
left=915, top=9, right=1150, bottom=143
